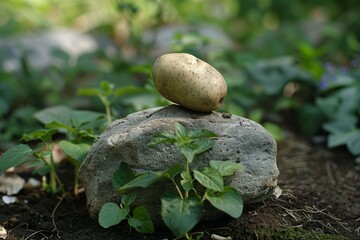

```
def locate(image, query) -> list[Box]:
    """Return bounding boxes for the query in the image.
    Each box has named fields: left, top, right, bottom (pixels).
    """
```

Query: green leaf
left=188, top=129, right=217, bottom=139
left=249, top=109, right=264, bottom=123
left=147, top=131, right=176, bottom=147
left=45, top=121, right=73, bottom=132
left=320, top=74, right=354, bottom=92
left=161, top=195, right=203, bottom=237
left=264, top=122, right=285, bottom=142
left=100, top=81, right=115, bottom=96
left=121, top=192, right=137, bottom=207
left=0, top=144, right=36, bottom=174
left=179, top=139, right=215, bottom=164
left=337, top=87, right=358, bottom=114
left=180, top=179, right=193, bottom=192
left=316, top=97, right=339, bottom=120
left=346, top=132, right=360, bottom=155
left=193, top=168, right=224, bottom=192
left=175, top=122, right=188, bottom=139
left=32, top=166, right=50, bottom=176
left=21, top=128, right=57, bottom=143
left=34, top=106, right=73, bottom=125
left=210, top=160, right=244, bottom=176
left=323, top=116, right=357, bottom=134
left=119, top=171, right=163, bottom=192
left=77, top=129, right=99, bottom=141
left=180, top=145, right=195, bottom=163
left=181, top=171, right=191, bottom=180
left=69, top=109, right=105, bottom=128
left=192, top=139, right=215, bottom=155
left=34, top=106, right=104, bottom=128
left=128, top=206, right=154, bottom=234
left=226, top=102, right=245, bottom=116
left=115, top=86, right=144, bottom=97
left=112, top=162, right=136, bottom=190
left=180, top=171, right=193, bottom=192
left=77, top=88, right=100, bottom=96
left=59, top=140, right=90, bottom=162
left=328, top=131, right=359, bottom=148
left=98, top=202, right=129, bottom=228
left=162, top=164, right=183, bottom=179
left=274, top=98, right=297, bottom=112
left=206, top=186, right=243, bottom=218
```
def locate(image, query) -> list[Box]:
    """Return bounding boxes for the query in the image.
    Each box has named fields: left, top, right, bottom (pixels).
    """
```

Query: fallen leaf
left=0, top=225, right=7, bottom=239
left=0, top=173, right=25, bottom=195
left=2, top=195, right=17, bottom=204
left=52, top=143, right=68, bottom=164
left=42, top=143, right=67, bottom=165
left=211, top=234, right=232, bottom=240
left=273, top=186, right=282, bottom=199
left=25, top=177, right=41, bottom=189
left=6, top=167, right=15, bottom=173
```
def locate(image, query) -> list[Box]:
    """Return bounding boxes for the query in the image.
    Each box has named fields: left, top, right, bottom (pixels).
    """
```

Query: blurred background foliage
left=0, top=0, right=359, bottom=162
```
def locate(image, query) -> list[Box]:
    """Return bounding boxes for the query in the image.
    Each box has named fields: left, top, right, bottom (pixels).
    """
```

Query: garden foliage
left=99, top=123, right=244, bottom=239
left=0, top=0, right=359, bottom=202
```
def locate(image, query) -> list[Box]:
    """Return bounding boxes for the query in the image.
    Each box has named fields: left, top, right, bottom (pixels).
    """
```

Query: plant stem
left=50, top=167, right=57, bottom=193
left=201, top=192, right=207, bottom=202
left=73, top=162, right=79, bottom=195
left=186, top=160, right=190, bottom=175
left=185, top=159, right=191, bottom=198
left=48, top=161, right=66, bottom=194
left=171, top=178, right=184, bottom=199
left=49, top=145, right=66, bottom=194
left=104, top=101, right=112, bottom=126
left=99, top=95, right=112, bottom=126
left=48, top=145, right=57, bottom=194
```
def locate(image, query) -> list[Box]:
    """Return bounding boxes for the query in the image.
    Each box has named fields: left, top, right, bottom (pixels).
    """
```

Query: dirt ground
left=1, top=131, right=359, bottom=240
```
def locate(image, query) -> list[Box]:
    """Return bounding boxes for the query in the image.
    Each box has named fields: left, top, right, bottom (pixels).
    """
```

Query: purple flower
left=325, top=62, right=335, bottom=73
left=340, top=66, right=349, bottom=74
left=318, top=75, right=328, bottom=90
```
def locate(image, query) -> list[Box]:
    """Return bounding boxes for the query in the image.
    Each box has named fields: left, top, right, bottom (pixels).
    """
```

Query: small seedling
left=0, top=106, right=104, bottom=195
left=99, top=123, right=244, bottom=239
left=78, top=80, right=144, bottom=126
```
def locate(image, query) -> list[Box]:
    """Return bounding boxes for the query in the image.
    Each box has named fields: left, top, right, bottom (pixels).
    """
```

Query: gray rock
left=79, top=105, right=279, bottom=225
left=0, top=29, right=116, bottom=72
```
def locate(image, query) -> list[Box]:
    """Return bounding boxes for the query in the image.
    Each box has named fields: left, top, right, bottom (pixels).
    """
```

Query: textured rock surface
left=79, top=105, right=279, bottom=224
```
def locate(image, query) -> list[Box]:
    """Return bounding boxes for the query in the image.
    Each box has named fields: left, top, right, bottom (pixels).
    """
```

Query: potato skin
left=152, top=53, right=227, bottom=112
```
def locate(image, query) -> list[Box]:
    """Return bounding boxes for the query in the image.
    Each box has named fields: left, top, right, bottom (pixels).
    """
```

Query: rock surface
left=79, top=105, right=279, bottom=224
left=0, top=29, right=116, bottom=72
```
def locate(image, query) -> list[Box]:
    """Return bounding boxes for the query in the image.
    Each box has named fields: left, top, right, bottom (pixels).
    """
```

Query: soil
left=1, top=131, right=359, bottom=240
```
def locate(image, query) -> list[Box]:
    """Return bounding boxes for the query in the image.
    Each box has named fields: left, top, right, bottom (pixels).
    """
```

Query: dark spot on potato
left=219, top=96, right=225, bottom=104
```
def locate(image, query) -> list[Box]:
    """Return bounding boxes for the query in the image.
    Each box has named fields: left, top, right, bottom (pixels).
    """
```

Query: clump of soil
left=1, top=132, right=359, bottom=240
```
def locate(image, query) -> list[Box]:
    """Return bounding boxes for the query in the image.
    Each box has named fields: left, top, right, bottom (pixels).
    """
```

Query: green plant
left=99, top=123, right=244, bottom=239
left=217, top=55, right=314, bottom=141
left=0, top=106, right=105, bottom=194
left=78, top=80, right=147, bottom=126
left=99, top=191, right=154, bottom=234
left=171, top=31, right=211, bottom=59
left=299, top=63, right=360, bottom=164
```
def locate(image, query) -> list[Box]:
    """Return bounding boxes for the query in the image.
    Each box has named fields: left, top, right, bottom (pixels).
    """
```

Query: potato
left=152, top=53, right=227, bottom=112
